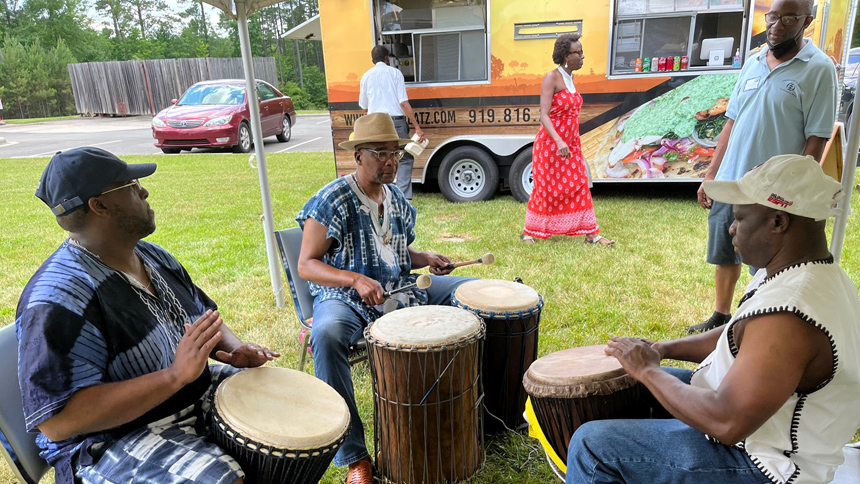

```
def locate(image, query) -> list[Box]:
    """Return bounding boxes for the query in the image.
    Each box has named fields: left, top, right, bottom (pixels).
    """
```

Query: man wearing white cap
left=566, top=154, right=860, bottom=484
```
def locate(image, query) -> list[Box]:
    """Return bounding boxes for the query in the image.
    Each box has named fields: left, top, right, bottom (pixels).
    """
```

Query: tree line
left=0, top=0, right=327, bottom=119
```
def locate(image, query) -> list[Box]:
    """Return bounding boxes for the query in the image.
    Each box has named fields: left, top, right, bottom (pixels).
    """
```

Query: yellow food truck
left=286, top=0, right=856, bottom=202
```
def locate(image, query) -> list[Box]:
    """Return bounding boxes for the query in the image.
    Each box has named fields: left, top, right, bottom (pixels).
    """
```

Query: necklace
left=69, top=237, right=155, bottom=295
left=352, top=173, right=386, bottom=224
left=351, top=174, right=391, bottom=244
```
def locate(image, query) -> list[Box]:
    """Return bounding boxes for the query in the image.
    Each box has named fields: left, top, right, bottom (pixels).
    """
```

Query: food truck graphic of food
left=286, top=0, right=856, bottom=202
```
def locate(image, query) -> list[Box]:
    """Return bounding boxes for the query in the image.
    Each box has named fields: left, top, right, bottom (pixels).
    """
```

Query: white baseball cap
left=704, top=154, right=844, bottom=221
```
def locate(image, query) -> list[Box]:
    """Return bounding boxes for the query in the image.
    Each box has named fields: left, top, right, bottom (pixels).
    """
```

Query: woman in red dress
left=521, top=34, right=614, bottom=245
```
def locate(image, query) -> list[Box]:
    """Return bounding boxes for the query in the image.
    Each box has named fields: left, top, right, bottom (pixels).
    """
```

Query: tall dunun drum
left=366, top=305, right=485, bottom=484
left=522, top=345, right=648, bottom=465
left=212, top=367, right=350, bottom=484
left=452, top=279, right=542, bottom=433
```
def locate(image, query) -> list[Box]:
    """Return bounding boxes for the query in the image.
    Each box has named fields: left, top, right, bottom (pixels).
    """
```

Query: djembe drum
left=452, top=279, right=542, bottom=433
left=522, top=345, right=649, bottom=466
left=212, top=367, right=350, bottom=484
left=365, top=305, right=485, bottom=484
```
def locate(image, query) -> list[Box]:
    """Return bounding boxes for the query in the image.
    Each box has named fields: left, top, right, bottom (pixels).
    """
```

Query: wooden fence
left=68, top=57, right=278, bottom=116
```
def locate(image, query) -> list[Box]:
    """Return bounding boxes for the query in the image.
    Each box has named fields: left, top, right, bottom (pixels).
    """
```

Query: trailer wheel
left=509, top=149, right=534, bottom=203
left=438, top=146, right=499, bottom=202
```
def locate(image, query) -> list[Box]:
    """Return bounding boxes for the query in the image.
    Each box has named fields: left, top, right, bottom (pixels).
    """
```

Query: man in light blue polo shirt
left=691, top=0, right=836, bottom=333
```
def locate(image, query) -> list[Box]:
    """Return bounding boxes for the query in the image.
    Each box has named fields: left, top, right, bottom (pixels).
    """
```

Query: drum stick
left=383, top=274, right=432, bottom=297
left=442, top=252, right=495, bottom=271
left=419, top=349, right=460, bottom=405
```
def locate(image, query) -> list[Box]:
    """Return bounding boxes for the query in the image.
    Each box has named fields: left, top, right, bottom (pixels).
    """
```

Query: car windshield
left=178, top=84, right=245, bottom=106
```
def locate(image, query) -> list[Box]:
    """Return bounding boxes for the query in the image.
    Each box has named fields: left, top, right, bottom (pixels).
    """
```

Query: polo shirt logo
left=780, top=81, right=798, bottom=97
left=768, top=193, right=793, bottom=208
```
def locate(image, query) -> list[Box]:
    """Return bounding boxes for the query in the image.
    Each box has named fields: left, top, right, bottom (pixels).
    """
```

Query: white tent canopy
left=200, top=0, right=285, bottom=19
left=283, top=14, right=321, bottom=41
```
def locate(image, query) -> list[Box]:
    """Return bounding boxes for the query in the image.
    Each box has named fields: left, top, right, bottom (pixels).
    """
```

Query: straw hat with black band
left=338, top=112, right=412, bottom=151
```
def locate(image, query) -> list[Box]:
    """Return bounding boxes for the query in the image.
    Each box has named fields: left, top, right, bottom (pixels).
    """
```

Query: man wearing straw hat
left=567, top=154, right=860, bottom=484
left=296, top=113, right=472, bottom=484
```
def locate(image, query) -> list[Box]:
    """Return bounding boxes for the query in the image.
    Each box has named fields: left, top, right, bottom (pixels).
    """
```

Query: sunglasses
left=98, top=179, right=141, bottom=196
left=360, top=148, right=406, bottom=162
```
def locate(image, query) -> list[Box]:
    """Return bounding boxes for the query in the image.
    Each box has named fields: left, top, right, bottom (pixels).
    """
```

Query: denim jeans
left=565, top=367, right=770, bottom=484
left=391, top=115, right=413, bottom=199
left=311, top=274, right=475, bottom=467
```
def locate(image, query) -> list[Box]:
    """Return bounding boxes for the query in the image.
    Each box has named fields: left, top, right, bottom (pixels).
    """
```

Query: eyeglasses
left=360, top=148, right=406, bottom=162
left=98, top=179, right=141, bottom=196
left=764, top=13, right=811, bottom=26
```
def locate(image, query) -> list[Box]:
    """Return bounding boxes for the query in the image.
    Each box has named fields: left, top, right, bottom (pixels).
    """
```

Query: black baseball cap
left=35, top=147, right=157, bottom=215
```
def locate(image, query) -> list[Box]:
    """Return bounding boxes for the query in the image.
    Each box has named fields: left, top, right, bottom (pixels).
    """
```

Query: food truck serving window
left=609, top=0, right=746, bottom=77
left=374, top=0, right=489, bottom=84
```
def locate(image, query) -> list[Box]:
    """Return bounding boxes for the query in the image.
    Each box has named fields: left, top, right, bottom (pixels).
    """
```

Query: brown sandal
left=585, top=235, right=615, bottom=246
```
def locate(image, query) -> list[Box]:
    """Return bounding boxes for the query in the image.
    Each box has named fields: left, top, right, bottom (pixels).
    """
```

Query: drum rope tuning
left=418, top=349, right=460, bottom=405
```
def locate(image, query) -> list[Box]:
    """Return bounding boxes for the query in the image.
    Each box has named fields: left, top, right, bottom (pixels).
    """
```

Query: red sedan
left=152, top=79, right=297, bottom=154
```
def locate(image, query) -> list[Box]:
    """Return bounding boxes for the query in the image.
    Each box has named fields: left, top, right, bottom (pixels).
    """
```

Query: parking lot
left=0, top=114, right=333, bottom=157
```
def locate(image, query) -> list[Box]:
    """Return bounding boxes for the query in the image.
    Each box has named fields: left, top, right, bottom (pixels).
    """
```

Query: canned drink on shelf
left=643, top=57, right=650, bottom=72
left=651, top=57, right=659, bottom=72
left=681, top=56, right=689, bottom=70
left=635, top=58, right=643, bottom=72
left=673, top=56, right=681, bottom=71
left=660, top=57, right=668, bottom=71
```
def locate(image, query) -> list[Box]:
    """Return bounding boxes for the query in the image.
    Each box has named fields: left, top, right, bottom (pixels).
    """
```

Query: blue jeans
left=311, top=275, right=475, bottom=467
left=391, top=116, right=413, bottom=199
left=566, top=368, right=770, bottom=484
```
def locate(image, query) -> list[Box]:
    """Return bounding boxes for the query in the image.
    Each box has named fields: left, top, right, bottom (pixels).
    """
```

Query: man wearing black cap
left=16, top=147, right=277, bottom=484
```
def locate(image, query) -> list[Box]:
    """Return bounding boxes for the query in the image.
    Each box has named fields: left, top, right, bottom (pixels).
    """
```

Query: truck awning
left=282, top=14, right=321, bottom=41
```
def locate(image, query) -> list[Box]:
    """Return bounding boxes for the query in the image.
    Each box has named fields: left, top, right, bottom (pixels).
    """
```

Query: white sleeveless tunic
left=691, top=259, right=860, bottom=484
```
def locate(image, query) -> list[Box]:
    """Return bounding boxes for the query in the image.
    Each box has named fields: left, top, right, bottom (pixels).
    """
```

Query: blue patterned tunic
left=296, top=175, right=426, bottom=323
left=16, top=240, right=218, bottom=484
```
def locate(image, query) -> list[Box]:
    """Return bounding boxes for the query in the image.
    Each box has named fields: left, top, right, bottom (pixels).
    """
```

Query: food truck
left=286, top=0, right=856, bottom=202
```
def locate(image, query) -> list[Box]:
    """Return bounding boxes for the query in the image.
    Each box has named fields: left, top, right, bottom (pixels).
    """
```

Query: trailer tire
left=509, top=149, right=534, bottom=203
left=438, top=146, right=499, bottom=202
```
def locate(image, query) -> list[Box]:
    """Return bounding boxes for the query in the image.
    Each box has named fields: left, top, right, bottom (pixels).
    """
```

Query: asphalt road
left=0, top=114, right=334, bottom=158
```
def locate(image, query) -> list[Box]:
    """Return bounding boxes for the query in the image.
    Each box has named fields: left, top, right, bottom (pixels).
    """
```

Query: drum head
left=453, top=279, right=541, bottom=313
left=215, top=367, right=349, bottom=450
left=523, top=346, right=636, bottom=398
left=368, top=305, right=482, bottom=347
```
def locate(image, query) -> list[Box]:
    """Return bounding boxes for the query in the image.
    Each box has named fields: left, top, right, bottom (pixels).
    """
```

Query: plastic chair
left=275, top=227, right=367, bottom=372
left=0, top=324, right=50, bottom=484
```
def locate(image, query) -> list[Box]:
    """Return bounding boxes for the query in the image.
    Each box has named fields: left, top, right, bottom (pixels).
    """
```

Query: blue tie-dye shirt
left=296, top=176, right=427, bottom=323
left=15, top=240, right=217, bottom=484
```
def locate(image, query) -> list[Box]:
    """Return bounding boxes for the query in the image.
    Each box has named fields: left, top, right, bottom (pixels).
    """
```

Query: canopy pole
left=831, top=92, right=860, bottom=265
left=236, top=0, right=285, bottom=307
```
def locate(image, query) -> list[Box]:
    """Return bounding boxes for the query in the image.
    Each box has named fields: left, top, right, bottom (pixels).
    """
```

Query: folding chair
left=275, top=227, right=367, bottom=372
left=0, top=324, right=51, bottom=484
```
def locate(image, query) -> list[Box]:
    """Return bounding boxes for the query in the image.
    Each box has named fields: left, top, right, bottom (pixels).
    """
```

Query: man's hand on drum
left=353, top=273, right=386, bottom=306
left=170, top=310, right=224, bottom=386
left=426, top=253, right=455, bottom=276
left=216, top=343, right=279, bottom=368
left=605, top=336, right=663, bottom=381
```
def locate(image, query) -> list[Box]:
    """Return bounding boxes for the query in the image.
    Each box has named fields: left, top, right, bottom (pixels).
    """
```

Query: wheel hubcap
left=521, top=162, right=534, bottom=195
left=448, top=159, right=486, bottom=198
left=240, top=127, right=250, bottom=150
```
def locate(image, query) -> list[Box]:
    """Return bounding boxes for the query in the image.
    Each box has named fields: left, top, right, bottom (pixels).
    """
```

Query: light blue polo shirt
left=716, top=39, right=837, bottom=182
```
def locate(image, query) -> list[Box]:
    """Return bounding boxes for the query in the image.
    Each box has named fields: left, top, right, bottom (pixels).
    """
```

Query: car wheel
left=509, top=149, right=534, bottom=203
left=234, top=122, right=252, bottom=153
left=438, top=146, right=499, bottom=202
left=276, top=115, right=292, bottom=143
left=161, top=147, right=180, bottom=154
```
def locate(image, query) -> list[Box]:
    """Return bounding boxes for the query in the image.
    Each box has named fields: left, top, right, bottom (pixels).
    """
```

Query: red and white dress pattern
left=524, top=89, right=598, bottom=239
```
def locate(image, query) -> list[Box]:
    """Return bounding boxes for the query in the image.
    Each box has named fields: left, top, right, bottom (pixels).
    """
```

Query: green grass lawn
left=1, top=115, right=79, bottom=124
left=1, top=153, right=858, bottom=483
